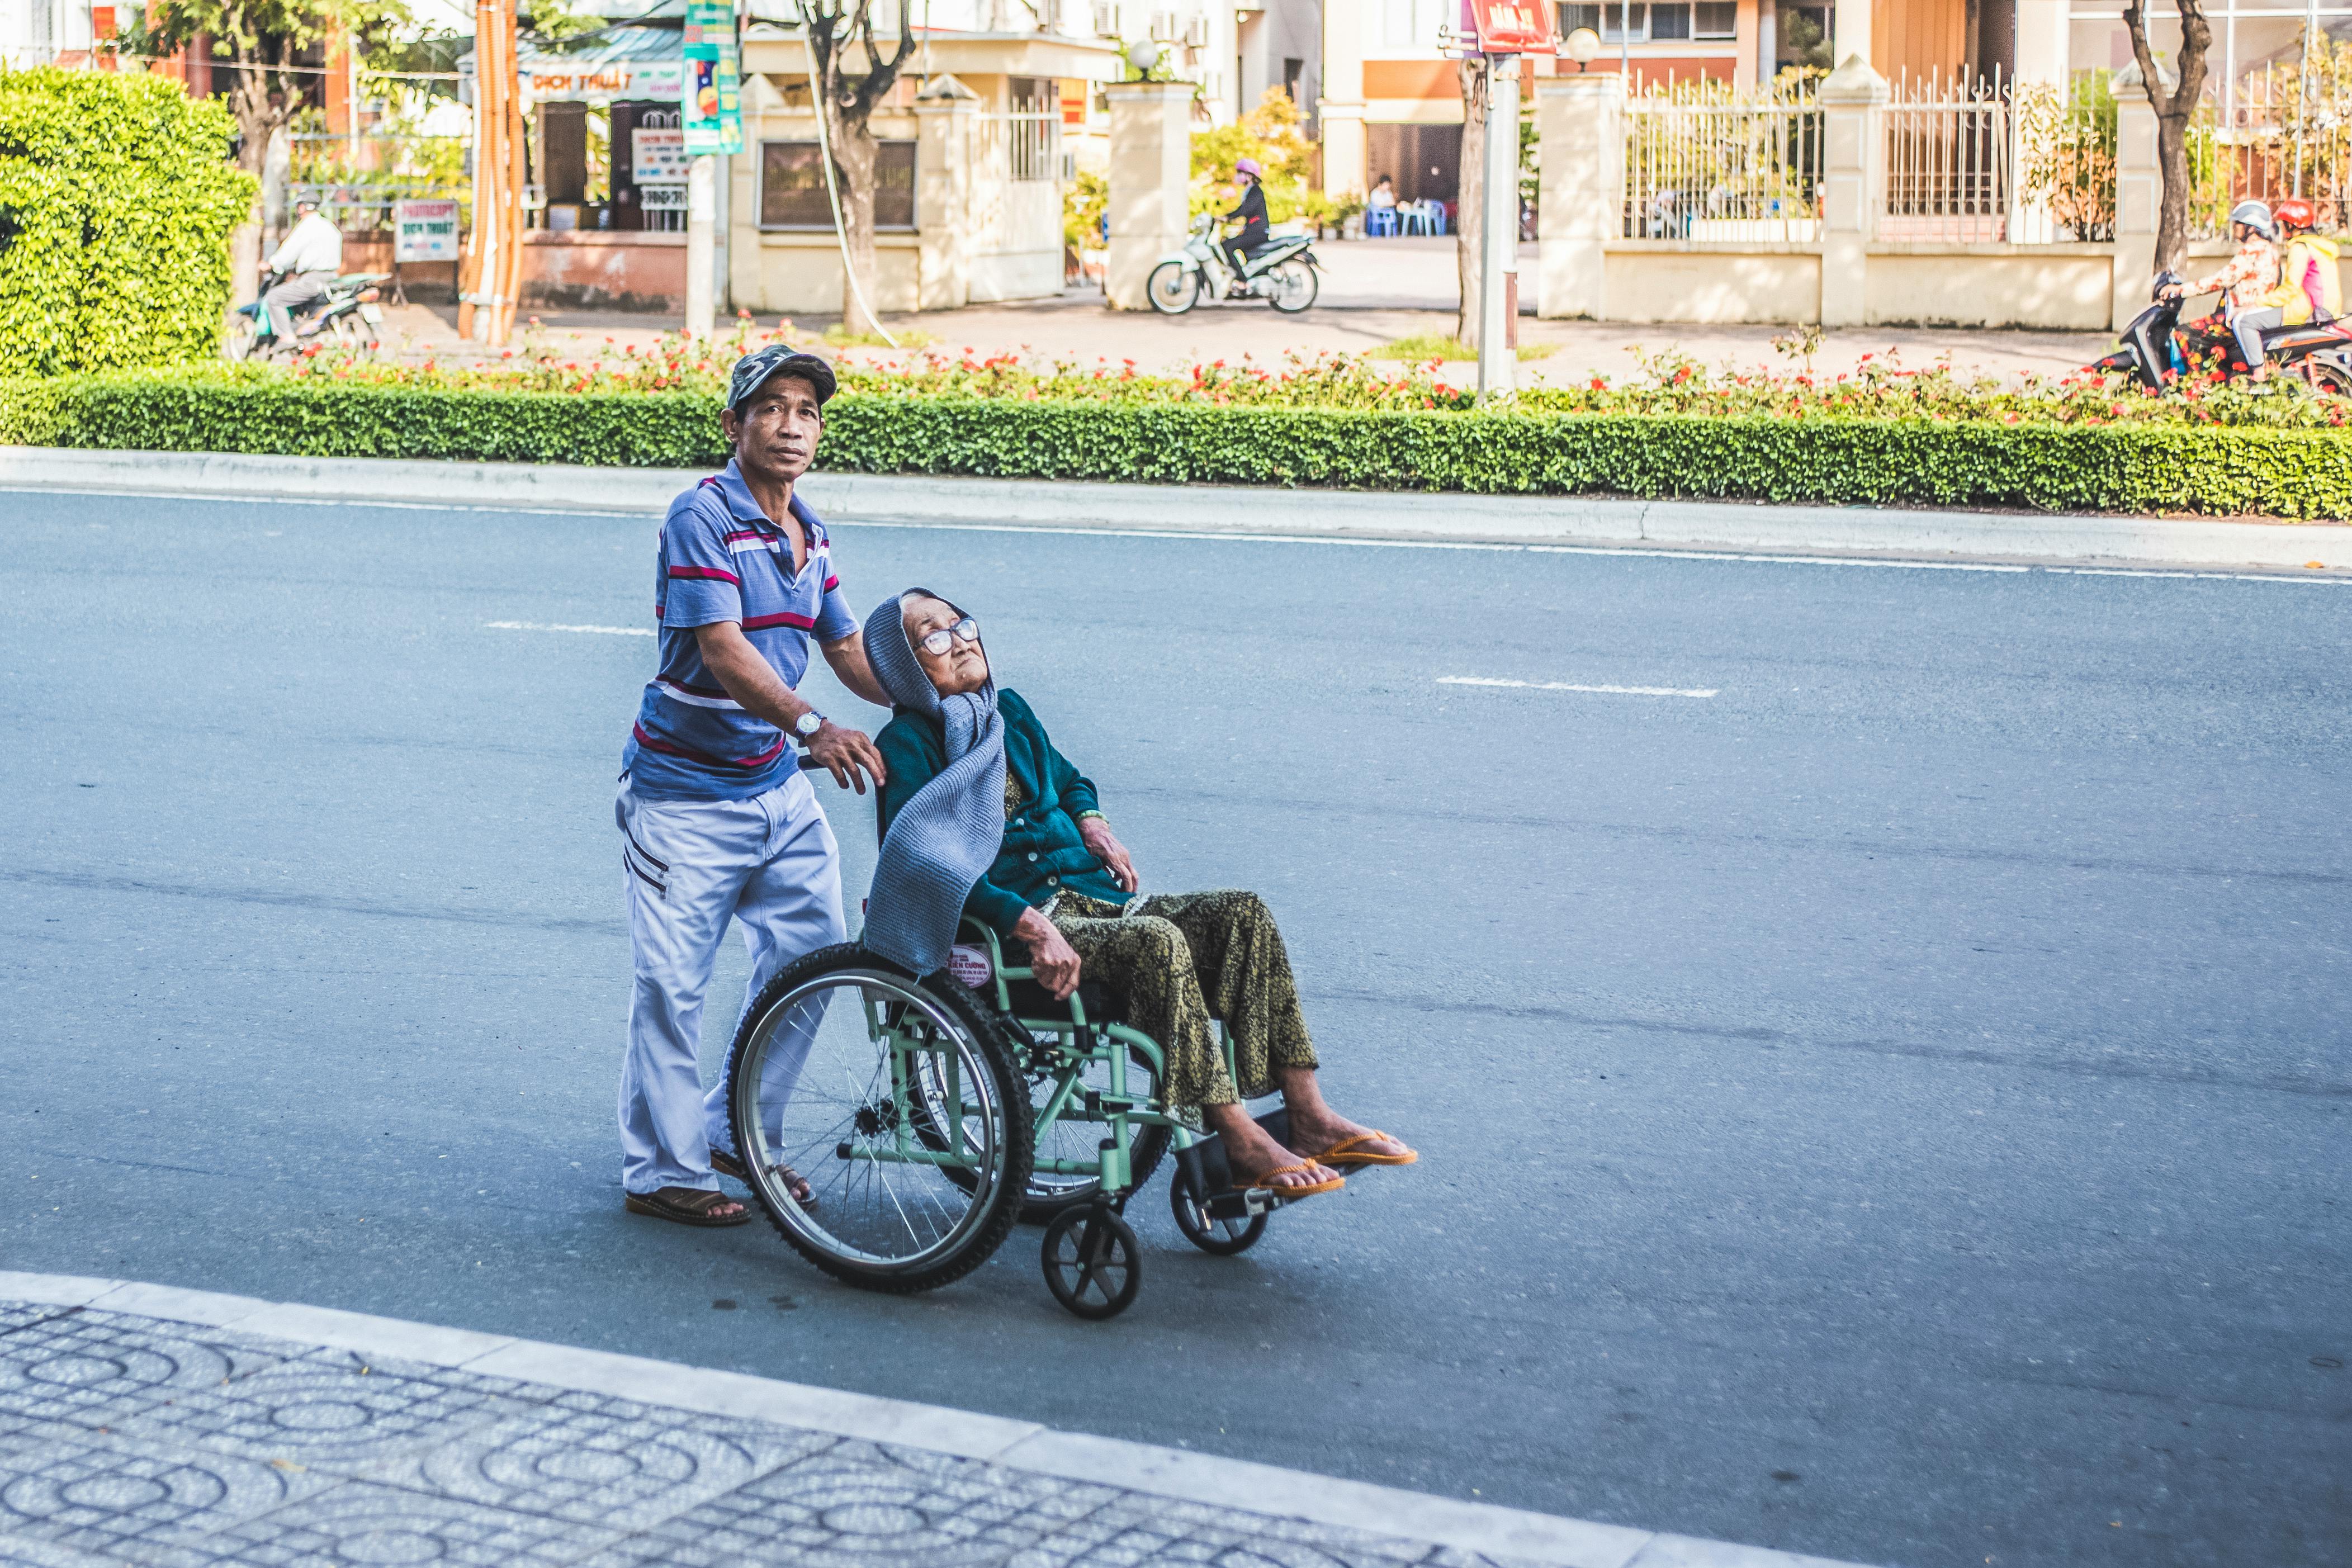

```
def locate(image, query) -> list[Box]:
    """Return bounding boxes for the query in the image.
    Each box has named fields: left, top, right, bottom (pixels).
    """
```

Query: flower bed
left=3, top=323, right=2348, bottom=517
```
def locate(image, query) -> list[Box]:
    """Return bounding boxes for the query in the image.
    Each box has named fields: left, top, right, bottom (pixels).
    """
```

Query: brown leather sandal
left=623, top=1186, right=751, bottom=1226
left=709, top=1148, right=816, bottom=1209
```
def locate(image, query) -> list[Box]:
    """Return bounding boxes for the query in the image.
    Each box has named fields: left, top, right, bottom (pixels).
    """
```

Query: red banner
left=1468, top=0, right=1553, bottom=51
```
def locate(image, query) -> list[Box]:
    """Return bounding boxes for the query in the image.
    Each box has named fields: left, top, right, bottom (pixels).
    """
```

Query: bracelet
left=1076, top=811, right=1106, bottom=824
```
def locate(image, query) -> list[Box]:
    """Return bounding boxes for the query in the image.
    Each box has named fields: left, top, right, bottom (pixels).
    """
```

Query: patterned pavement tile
left=571, top=1439, right=1121, bottom=1568
left=202, top=1480, right=614, bottom=1567
left=0, top=1318, right=284, bottom=1433
left=0, top=1523, right=223, bottom=1567
left=110, top=1361, right=531, bottom=1471
left=367, top=1391, right=831, bottom=1530
left=0, top=1307, right=72, bottom=1338
left=1014, top=1493, right=1436, bottom=1568
left=0, top=1423, right=330, bottom=1556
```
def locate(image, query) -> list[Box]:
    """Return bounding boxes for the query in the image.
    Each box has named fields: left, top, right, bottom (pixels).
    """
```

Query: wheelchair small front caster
left=1169, top=1166, right=1268, bottom=1256
left=1041, top=1202, right=1141, bottom=1320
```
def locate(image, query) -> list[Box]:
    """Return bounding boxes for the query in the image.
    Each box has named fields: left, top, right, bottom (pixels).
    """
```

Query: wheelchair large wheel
left=726, top=945, right=1032, bottom=1295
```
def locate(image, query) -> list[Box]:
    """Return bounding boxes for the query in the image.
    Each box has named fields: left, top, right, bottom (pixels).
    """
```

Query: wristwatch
left=794, top=711, right=825, bottom=740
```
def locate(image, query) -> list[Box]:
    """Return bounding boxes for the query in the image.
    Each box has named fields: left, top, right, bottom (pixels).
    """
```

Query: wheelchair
left=718, top=914, right=1317, bottom=1321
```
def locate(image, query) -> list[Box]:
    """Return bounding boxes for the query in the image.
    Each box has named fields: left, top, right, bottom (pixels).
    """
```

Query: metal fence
left=1621, top=77, right=1823, bottom=241
left=1882, top=72, right=2010, bottom=241
left=2194, top=35, right=2352, bottom=238
left=978, top=110, right=1064, bottom=183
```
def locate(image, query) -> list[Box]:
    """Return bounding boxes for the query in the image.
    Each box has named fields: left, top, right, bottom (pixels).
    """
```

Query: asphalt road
left=3, top=488, right=2346, bottom=1568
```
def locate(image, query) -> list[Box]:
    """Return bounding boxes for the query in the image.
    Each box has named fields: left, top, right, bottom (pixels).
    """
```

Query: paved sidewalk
left=382, top=237, right=2112, bottom=387
left=0, top=1274, right=1868, bottom=1568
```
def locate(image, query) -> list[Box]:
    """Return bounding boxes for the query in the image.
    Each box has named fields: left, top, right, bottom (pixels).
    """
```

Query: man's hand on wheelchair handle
left=1078, top=817, right=1137, bottom=893
left=806, top=720, right=886, bottom=794
left=1013, top=908, right=1082, bottom=999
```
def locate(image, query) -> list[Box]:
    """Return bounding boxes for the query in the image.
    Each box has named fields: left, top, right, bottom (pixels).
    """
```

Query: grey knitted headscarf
left=860, top=589, right=1007, bottom=975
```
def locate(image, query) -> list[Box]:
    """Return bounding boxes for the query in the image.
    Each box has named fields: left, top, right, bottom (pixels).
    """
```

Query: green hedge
left=0, top=68, right=255, bottom=375
left=7, top=372, right=2350, bottom=518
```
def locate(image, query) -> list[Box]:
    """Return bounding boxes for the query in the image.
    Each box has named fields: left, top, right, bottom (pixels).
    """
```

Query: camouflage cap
left=726, top=345, right=837, bottom=413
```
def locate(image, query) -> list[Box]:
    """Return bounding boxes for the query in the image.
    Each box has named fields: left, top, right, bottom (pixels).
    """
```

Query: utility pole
left=685, top=154, right=716, bottom=334
left=1476, top=49, right=1520, bottom=399
left=460, top=0, right=523, bottom=345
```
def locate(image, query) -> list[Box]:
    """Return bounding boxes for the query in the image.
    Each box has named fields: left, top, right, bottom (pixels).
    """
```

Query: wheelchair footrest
left=1172, top=1106, right=1299, bottom=1218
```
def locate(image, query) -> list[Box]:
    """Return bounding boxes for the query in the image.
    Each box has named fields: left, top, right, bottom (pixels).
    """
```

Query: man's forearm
left=698, top=623, right=815, bottom=732
left=822, top=629, right=890, bottom=707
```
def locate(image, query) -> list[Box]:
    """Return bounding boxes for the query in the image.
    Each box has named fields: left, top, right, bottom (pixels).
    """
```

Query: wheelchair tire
left=1168, top=1164, right=1267, bottom=1256
left=726, top=944, right=1033, bottom=1296
left=1041, top=1205, right=1142, bottom=1320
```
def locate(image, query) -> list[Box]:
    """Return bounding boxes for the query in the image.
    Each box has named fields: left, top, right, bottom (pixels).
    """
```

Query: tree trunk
left=2123, top=0, right=2210, bottom=272
left=828, top=114, right=882, bottom=334
left=1455, top=55, right=1486, bottom=347
left=227, top=69, right=278, bottom=311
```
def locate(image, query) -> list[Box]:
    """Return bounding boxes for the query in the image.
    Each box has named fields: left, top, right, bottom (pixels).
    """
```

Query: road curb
left=6, top=444, right=2348, bottom=570
left=0, top=1269, right=1871, bottom=1568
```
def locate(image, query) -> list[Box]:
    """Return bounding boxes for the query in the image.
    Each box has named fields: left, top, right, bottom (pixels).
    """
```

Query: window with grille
left=1649, top=3, right=1689, bottom=39
left=759, top=140, right=916, bottom=229
left=1694, top=2, right=1735, bottom=35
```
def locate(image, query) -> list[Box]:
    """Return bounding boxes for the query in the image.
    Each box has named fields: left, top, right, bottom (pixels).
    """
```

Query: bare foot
left=1217, top=1116, right=1342, bottom=1191
left=1287, top=1108, right=1411, bottom=1163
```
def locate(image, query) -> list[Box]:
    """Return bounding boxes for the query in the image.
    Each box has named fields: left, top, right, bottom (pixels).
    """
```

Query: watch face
left=797, top=713, right=823, bottom=737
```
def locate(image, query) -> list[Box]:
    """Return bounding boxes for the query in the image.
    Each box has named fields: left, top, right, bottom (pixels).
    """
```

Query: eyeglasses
left=916, top=617, right=981, bottom=657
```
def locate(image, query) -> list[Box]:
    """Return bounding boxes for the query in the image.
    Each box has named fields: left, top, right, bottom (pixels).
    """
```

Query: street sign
left=640, top=186, right=689, bottom=211
left=393, top=197, right=462, bottom=263
left=632, top=126, right=689, bottom=185
left=1465, top=0, right=1554, bottom=52
left=682, top=0, right=742, bottom=156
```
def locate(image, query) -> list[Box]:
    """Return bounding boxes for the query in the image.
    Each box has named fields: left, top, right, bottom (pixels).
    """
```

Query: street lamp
left=1564, top=26, right=1600, bottom=70
left=1128, top=38, right=1160, bottom=78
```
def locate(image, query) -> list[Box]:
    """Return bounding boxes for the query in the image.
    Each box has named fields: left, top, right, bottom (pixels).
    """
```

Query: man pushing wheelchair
left=615, top=347, right=1414, bottom=1281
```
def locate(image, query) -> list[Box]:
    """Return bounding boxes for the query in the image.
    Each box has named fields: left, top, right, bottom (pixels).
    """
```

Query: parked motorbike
left=2091, top=268, right=2352, bottom=393
left=227, top=270, right=392, bottom=361
left=1146, top=216, right=1319, bottom=315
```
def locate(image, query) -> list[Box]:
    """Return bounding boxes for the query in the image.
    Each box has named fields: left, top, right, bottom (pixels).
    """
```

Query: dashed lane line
left=1438, top=676, right=1719, bottom=699
left=484, top=620, right=652, bottom=636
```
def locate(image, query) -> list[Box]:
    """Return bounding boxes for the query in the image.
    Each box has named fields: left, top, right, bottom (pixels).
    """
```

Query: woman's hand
left=1013, top=907, right=1082, bottom=1000
left=1078, top=817, right=1137, bottom=893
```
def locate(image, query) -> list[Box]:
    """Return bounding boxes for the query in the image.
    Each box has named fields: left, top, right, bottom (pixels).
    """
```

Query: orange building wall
left=1874, top=0, right=1969, bottom=87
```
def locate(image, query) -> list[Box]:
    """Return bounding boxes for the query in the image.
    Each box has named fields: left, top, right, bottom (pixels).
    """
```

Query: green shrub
left=8, top=369, right=2351, bottom=517
left=0, top=66, right=255, bottom=375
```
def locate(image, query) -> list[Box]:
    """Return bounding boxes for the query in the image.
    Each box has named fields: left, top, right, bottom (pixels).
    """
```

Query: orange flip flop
left=1228, top=1161, right=1345, bottom=1200
left=1304, top=1133, right=1418, bottom=1168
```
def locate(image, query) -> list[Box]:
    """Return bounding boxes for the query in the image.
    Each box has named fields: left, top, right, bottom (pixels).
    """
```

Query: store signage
left=392, top=197, right=461, bottom=262
left=632, top=126, right=689, bottom=184
left=521, top=59, right=683, bottom=102
left=1466, top=0, right=1554, bottom=51
left=682, top=0, right=742, bottom=156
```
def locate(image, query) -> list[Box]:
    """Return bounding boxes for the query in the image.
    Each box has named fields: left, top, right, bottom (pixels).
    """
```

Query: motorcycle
left=1146, top=215, right=1320, bottom=315
left=227, top=270, right=392, bottom=361
left=2091, top=268, right=2352, bottom=394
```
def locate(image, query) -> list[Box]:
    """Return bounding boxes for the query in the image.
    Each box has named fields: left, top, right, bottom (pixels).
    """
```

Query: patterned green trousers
left=1047, top=889, right=1319, bottom=1110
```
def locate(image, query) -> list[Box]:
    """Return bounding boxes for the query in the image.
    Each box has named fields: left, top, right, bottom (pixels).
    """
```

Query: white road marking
left=1438, top=676, right=1719, bottom=699
left=484, top=620, right=653, bottom=636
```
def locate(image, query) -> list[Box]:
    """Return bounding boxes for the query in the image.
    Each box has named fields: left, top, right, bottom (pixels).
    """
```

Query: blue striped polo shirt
left=621, top=460, right=860, bottom=801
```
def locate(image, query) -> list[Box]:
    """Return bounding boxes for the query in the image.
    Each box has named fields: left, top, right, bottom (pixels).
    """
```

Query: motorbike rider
left=2265, top=197, right=2342, bottom=332
left=1218, top=157, right=1270, bottom=297
left=2164, top=199, right=2282, bottom=378
left=261, top=196, right=345, bottom=344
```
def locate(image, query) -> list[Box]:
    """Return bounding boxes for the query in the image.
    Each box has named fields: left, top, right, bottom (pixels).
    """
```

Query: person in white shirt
left=262, top=198, right=344, bottom=341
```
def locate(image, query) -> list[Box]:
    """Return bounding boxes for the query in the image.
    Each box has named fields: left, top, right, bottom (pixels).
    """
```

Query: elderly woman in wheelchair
left=710, top=588, right=1412, bottom=1319
left=872, top=590, right=1415, bottom=1196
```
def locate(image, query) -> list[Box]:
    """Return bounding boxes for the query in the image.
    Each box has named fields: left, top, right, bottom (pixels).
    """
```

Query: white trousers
left=617, top=771, right=844, bottom=1196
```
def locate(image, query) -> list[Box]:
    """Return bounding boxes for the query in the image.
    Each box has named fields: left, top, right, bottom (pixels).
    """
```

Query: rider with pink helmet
left=1219, top=157, right=1270, bottom=296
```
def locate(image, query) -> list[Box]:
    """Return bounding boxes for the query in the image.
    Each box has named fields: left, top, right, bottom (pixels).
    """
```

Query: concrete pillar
left=1817, top=54, right=1887, bottom=328
left=1318, top=0, right=1366, bottom=196
left=1105, top=80, right=1194, bottom=310
left=1477, top=54, right=1520, bottom=397
left=1834, top=0, right=1872, bottom=69
left=686, top=154, right=715, bottom=334
left=915, top=75, right=979, bottom=311
left=2110, top=61, right=2165, bottom=331
left=1536, top=72, right=1624, bottom=320
left=2008, top=0, right=2072, bottom=243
